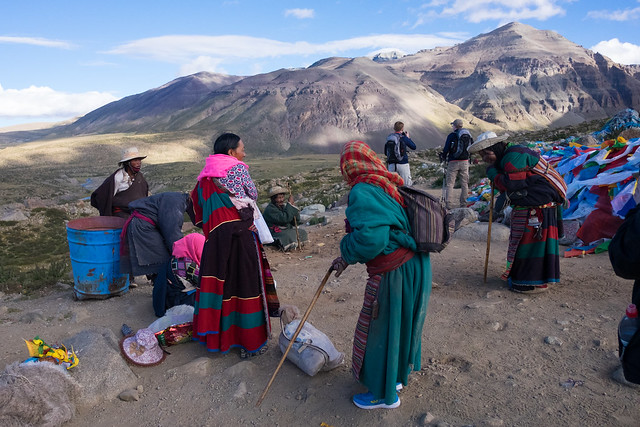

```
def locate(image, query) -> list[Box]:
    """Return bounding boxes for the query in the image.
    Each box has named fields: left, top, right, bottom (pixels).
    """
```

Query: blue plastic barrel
left=66, top=216, right=130, bottom=300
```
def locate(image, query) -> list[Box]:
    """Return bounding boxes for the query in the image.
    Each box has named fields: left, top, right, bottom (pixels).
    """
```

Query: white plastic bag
left=278, top=319, right=344, bottom=376
left=254, top=211, right=274, bottom=244
left=148, top=304, right=194, bottom=333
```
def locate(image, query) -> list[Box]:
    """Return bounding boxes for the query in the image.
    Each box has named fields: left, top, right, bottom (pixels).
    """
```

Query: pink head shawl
left=172, top=233, right=205, bottom=265
left=196, top=154, right=248, bottom=181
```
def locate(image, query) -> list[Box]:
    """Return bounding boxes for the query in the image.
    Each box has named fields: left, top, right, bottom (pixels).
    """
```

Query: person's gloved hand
left=438, top=153, right=445, bottom=163
left=331, top=257, right=348, bottom=277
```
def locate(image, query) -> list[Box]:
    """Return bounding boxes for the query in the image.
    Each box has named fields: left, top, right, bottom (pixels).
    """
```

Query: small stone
left=20, top=310, right=45, bottom=323
left=136, top=385, right=144, bottom=393
left=544, top=336, right=563, bottom=346
left=233, top=381, right=247, bottom=398
left=118, top=389, right=140, bottom=401
left=593, top=339, right=606, bottom=347
left=418, top=412, right=436, bottom=425
left=485, top=291, right=502, bottom=299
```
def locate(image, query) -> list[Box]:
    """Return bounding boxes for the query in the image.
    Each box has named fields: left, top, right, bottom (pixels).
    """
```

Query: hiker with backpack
left=384, top=121, right=416, bottom=186
left=439, top=118, right=473, bottom=209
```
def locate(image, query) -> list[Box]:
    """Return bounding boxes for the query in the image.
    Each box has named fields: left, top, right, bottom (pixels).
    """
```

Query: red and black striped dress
left=189, top=178, right=279, bottom=353
left=490, top=144, right=566, bottom=287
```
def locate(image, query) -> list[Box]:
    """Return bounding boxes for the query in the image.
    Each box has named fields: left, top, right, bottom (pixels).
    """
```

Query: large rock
left=453, top=222, right=510, bottom=242
left=450, top=207, right=478, bottom=230
left=300, top=204, right=326, bottom=216
left=63, top=327, right=138, bottom=406
left=0, top=361, right=82, bottom=426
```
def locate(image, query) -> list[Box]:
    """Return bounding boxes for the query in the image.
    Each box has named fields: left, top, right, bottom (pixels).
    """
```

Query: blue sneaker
left=352, top=392, right=400, bottom=409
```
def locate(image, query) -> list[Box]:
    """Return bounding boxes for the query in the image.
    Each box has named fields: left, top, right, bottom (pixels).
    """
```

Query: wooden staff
left=287, top=183, right=302, bottom=251
left=256, top=266, right=334, bottom=407
left=484, top=181, right=494, bottom=283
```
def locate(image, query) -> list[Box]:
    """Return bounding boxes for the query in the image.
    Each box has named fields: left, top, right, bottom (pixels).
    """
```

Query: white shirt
left=113, top=168, right=133, bottom=196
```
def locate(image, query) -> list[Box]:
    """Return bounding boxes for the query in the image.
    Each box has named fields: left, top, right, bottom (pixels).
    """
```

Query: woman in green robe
left=331, top=141, right=432, bottom=409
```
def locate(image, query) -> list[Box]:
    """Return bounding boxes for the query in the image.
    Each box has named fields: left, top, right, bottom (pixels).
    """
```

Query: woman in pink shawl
left=152, top=232, right=205, bottom=317
left=171, top=233, right=205, bottom=290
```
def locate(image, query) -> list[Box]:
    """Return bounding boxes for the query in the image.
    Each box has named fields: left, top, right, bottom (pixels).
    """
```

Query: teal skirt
left=359, top=252, right=432, bottom=404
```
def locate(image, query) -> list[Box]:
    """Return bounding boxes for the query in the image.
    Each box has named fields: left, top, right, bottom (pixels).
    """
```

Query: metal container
left=66, top=216, right=130, bottom=300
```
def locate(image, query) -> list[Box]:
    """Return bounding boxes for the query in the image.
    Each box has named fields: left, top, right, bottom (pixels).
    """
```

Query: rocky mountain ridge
left=2, top=22, right=639, bottom=154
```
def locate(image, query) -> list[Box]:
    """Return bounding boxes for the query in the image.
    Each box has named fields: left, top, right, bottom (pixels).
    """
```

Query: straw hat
left=269, top=186, right=288, bottom=197
left=119, top=146, right=147, bottom=164
left=468, top=132, right=510, bottom=154
left=119, top=328, right=165, bottom=366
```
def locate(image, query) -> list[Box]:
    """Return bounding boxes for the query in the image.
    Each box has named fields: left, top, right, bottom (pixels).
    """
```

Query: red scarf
left=340, top=140, right=405, bottom=206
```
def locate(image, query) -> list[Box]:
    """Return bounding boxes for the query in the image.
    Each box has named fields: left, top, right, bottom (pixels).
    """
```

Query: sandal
left=239, top=345, right=268, bottom=359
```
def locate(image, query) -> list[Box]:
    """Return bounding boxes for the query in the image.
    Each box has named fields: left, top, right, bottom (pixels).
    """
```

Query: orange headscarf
left=340, top=140, right=405, bottom=206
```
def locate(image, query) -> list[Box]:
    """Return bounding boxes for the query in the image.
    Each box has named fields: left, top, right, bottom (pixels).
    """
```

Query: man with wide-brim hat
left=263, top=185, right=308, bottom=251
left=91, top=146, right=149, bottom=218
left=118, top=146, right=147, bottom=165
left=467, top=132, right=510, bottom=154
left=472, top=130, right=567, bottom=294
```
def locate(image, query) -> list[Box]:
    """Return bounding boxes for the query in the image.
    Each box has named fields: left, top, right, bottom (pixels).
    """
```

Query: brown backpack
left=398, top=186, right=453, bottom=253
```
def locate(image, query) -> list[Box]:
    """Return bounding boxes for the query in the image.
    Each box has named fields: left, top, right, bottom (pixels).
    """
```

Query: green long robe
left=340, top=183, right=432, bottom=404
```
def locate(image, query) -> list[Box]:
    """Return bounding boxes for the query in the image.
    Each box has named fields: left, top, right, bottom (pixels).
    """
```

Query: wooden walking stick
left=484, top=181, right=495, bottom=283
left=256, top=266, right=334, bottom=407
left=287, top=183, right=302, bottom=251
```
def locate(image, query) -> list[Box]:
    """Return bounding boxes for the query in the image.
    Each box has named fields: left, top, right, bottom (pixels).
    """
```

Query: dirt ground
left=1, top=189, right=639, bottom=427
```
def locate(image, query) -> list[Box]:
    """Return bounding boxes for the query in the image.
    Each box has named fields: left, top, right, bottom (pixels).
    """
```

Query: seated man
left=263, top=186, right=308, bottom=251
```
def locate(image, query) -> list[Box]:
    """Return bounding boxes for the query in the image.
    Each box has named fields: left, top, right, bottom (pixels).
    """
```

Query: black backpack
left=451, top=129, right=473, bottom=160
left=385, top=133, right=406, bottom=164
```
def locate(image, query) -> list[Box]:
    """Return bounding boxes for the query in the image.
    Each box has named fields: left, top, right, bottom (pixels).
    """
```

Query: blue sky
left=1, top=0, right=639, bottom=128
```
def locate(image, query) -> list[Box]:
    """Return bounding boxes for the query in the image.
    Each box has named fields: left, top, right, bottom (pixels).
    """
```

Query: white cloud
left=284, top=8, right=315, bottom=19
left=0, top=36, right=73, bottom=49
left=413, top=0, right=566, bottom=25
left=591, top=39, right=640, bottom=65
left=107, top=33, right=463, bottom=63
left=586, top=7, right=640, bottom=21
left=0, top=84, right=118, bottom=118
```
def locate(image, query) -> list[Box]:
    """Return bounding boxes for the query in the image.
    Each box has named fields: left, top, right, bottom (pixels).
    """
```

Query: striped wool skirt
left=193, top=223, right=278, bottom=354
left=503, top=204, right=560, bottom=286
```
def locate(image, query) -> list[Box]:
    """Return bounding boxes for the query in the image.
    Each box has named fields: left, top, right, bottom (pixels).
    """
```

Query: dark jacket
left=608, top=204, right=640, bottom=384
left=120, top=192, right=189, bottom=276
left=91, top=169, right=148, bottom=218
left=609, top=204, right=640, bottom=306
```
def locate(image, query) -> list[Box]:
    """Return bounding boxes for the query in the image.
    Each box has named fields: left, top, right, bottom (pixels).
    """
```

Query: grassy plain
left=0, top=116, right=612, bottom=295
